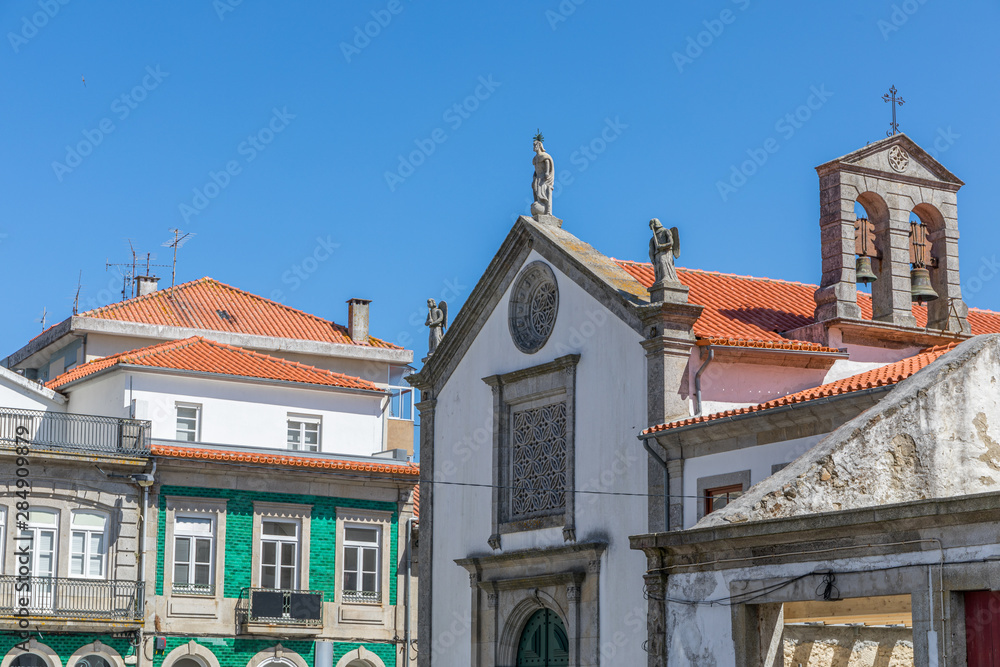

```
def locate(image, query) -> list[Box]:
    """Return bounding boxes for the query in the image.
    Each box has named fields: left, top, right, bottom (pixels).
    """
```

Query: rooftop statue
left=425, top=299, right=448, bottom=355
left=531, top=131, right=554, bottom=218
left=648, top=218, right=680, bottom=285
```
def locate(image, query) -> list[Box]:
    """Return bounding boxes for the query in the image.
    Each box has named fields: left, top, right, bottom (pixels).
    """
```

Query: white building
left=408, top=134, right=1000, bottom=666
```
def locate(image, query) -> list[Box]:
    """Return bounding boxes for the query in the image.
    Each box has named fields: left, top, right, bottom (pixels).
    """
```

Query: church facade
left=410, top=134, right=1000, bottom=666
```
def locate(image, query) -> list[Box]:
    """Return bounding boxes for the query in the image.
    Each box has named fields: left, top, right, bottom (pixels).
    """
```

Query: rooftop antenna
left=106, top=240, right=170, bottom=301
left=162, top=229, right=195, bottom=290
left=36, top=307, right=48, bottom=331
left=72, top=270, right=83, bottom=315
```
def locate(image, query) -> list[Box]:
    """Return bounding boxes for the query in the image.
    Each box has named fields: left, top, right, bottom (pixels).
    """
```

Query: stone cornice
left=482, top=354, right=580, bottom=387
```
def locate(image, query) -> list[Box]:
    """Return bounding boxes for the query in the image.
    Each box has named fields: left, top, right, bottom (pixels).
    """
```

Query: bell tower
left=813, top=134, right=970, bottom=334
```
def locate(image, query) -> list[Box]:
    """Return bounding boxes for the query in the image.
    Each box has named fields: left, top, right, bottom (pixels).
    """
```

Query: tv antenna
left=106, top=240, right=170, bottom=300
left=72, top=271, right=83, bottom=315
left=36, top=307, right=48, bottom=331
left=162, top=229, right=195, bottom=289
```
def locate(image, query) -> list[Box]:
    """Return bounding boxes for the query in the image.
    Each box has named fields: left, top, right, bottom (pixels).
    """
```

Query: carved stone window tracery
left=509, top=262, right=559, bottom=354
left=510, top=402, right=568, bottom=519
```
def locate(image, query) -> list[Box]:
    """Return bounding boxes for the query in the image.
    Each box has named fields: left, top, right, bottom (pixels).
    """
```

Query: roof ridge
left=611, top=259, right=820, bottom=289
left=194, top=336, right=368, bottom=381
left=78, top=277, right=213, bottom=318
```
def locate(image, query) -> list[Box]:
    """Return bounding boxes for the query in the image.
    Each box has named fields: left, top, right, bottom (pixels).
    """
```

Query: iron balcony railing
left=171, top=582, right=215, bottom=596
left=0, top=408, right=151, bottom=457
left=342, top=589, right=381, bottom=604
left=0, top=576, right=143, bottom=621
left=236, top=587, right=323, bottom=628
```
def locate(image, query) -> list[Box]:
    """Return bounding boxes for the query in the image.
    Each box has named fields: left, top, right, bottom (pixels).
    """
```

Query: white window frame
left=286, top=415, right=321, bottom=453
left=0, top=507, right=5, bottom=574
left=69, top=511, right=108, bottom=579
left=388, top=365, right=414, bottom=421
left=175, top=403, right=202, bottom=442
left=172, top=515, right=215, bottom=594
left=259, top=519, right=300, bottom=590
left=342, top=523, right=381, bottom=603
left=20, top=509, right=59, bottom=577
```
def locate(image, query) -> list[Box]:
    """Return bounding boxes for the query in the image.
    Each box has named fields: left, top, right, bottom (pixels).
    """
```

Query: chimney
left=136, top=275, right=159, bottom=297
left=347, top=298, right=371, bottom=344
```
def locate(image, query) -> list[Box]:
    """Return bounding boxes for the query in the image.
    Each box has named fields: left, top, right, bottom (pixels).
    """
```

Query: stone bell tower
left=813, top=134, right=970, bottom=334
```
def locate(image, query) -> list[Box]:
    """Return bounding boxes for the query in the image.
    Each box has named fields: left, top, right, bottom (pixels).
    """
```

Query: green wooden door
left=516, top=608, right=569, bottom=666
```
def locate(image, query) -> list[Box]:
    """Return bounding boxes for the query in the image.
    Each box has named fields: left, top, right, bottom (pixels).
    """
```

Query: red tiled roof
left=46, top=336, right=383, bottom=391
left=152, top=443, right=420, bottom=476
left=78, top=277, right=400, bottom=349
left=643, top=343, right=958, bottom=434
left=614, top=261, right=1000, bottom=347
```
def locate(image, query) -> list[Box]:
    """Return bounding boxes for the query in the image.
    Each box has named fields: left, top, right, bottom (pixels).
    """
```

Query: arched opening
left=170, top=659, right=204, bottom=667
left=10, top=657, right=49, bottom=667
left=72, top=657, right=111, bottom=667
left=516, top=608, right=569, bottom=666
left=910, top=203, right=947, bottom=318
left=854, top=193, right=890, bottom=320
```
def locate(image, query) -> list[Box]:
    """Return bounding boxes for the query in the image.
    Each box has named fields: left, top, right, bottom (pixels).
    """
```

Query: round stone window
left=508, top=262, right=559, bottom=354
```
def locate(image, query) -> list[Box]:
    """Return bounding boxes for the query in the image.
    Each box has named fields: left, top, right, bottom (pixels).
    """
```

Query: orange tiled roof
left=78, top=277, right=400, bottom=349
left=152, top=443, right=420, bottom=476
left=643, top=343, right=958, bottom=434
left=46, top=336, right=383, bottom=391
left=614, top=261, right=1000, bottom=348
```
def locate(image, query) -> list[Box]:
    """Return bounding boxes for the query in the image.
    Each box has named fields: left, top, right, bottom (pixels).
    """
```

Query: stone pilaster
left=927, top=221, right=971, bottom=333
left=644, top=569, right=667, bottom=667
left=814, top=174, right=863, bottom=321
left=872, top=201, right=918, bottom=326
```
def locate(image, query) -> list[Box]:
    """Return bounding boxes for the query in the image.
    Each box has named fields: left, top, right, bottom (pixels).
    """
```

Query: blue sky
left=2, top=0, right=999, bottom=365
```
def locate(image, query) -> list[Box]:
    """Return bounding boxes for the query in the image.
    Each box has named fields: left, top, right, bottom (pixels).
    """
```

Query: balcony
left=236, top=588, right=324, bottom=632
left=0, top=577, right=143, bottom=622
left=0, top=408, right=151, bottom=457
left=342, top=590, right=381, bottom=604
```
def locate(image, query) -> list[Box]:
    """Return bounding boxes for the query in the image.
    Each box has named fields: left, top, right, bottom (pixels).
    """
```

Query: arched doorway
left=516, top=608, right=569, bottom=666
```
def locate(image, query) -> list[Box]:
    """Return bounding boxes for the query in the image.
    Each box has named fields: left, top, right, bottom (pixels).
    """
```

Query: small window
left=11, top=655, right=50, bottom=667
left=260, top=520, right=299, bottom=590
left=75, top=656, right=112, bottom=667
left=705, top=484, right=744, bottom=515
left=388, top=365, right=414, bottom=420
left=176, top=404, right=201, bottom=442
left=342, top=524, right=381, bottom=603
left=287, top=416, right=320, bottom=452
left=173, top=516, right=214, bottom=594
left=70, top=511, right=108, bottom=578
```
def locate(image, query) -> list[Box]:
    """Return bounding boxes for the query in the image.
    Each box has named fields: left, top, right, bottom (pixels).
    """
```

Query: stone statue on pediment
left=531, top=131, right=554, bottom=218
left=426, top=299, right=448, bottom=355
left=649, top=219, right=680, bottom=285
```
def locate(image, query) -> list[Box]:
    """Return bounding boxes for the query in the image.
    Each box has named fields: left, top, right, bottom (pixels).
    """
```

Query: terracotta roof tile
left=151, top=443, right=420, bottom=476
left=614, top=260, right=1000, bottom=347
left=78, top=277, right=400, bottom=349
left=643, top=343, right=958, bottom=434
left=46, top=336, right=383, bottom=392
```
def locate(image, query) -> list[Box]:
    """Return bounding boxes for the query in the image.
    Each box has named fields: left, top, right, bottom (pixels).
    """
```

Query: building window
left=173, top=516, right=214, bottom=594
left=11, top=655, right=51, bottom=667
left=75, top=656, right=112, bottom=667
left=176, top=403, right=201, bottom=442
left=70, top=511, right=107, bottom=579
left=260, top=520, right=299, bottom=590
left=705, top=484, right=744, bottom=515
left=286, top=416, right=320, bottom=452
left=0, top=507, right=5, bottom=573
left=19, top=510, right=58, bottom=577
left=342, top=524, right=381, bottom=603
left=388, top=365, right=414, bottom=420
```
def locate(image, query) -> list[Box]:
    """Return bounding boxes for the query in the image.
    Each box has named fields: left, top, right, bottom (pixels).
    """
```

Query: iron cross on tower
left=883, top=85, right=905, bottom=137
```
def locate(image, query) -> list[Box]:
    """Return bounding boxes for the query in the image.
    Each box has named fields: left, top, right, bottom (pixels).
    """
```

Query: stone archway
left=333, top=647, right=386, bottom=667
left=496, top=591, right=570, bottom=666
left=1, top=640, right=62, bottom=667
left=160, top=642, right=221, bottom=667
left=516, top=608, right=569, bottom=666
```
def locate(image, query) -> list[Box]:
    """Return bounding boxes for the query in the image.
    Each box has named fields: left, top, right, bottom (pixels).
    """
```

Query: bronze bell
left=910, top=267, right=939, bottom=302
left=855, top=256, right=877, bottom=284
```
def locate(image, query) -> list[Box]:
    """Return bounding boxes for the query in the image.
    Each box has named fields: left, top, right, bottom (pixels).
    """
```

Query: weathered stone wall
left=783, top=625, right=913, bottom=667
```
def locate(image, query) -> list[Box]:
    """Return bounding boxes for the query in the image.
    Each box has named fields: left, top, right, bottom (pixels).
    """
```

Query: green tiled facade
left=0, top=634, right=397, bottom=667
left=154, top=486, right=399, bottom=604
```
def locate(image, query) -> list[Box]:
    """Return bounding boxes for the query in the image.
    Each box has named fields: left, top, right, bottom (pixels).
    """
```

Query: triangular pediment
left=816, top=133, right=964, bottom=186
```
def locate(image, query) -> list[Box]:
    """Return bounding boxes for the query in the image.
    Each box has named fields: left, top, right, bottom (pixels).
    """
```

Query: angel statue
left=426, top=299, right=448, bottom=355
left=648, top=219, right=680, bottom=285
left=531, top=130, right=554, bottom=218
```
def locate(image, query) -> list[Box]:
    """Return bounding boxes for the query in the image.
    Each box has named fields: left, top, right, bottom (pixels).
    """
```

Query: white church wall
left=67, top=370, right=385, bottom=456
left=682, top=434, right=827, bottom=529
left=431, top=249, right=648, bottom=665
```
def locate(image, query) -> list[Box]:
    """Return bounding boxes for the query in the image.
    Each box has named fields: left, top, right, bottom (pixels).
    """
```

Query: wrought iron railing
left=0, top=576, right=143, bottom=621
left=0, top=408, right=151, bottom=456
left=236, top=587, right=323, bottom=628
left=172, top=582, right=215, bottom=596
left=342, top=589, right=381, bottom=604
